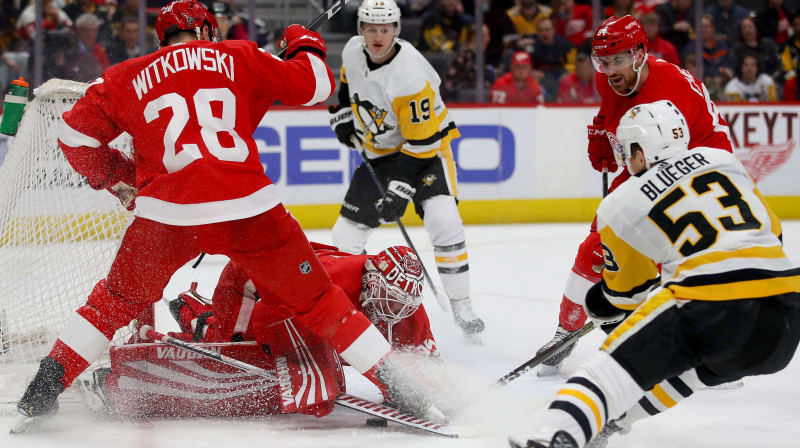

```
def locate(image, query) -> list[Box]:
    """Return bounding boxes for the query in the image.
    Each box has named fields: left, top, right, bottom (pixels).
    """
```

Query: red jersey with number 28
left=59, top=39, right=334, bottom=225
left=596, top=57, right=732, bottom=153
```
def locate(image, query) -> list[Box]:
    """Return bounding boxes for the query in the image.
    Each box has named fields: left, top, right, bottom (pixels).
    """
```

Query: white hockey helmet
left=357, top=0, right=401, bottom=57
left=361, top=246, right=424, bottom=337
left=614, top=100, right=690, bottom=174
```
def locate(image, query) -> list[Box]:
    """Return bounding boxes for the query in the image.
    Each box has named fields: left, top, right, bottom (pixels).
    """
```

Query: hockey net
left=0, top=79, right=138, bottom=412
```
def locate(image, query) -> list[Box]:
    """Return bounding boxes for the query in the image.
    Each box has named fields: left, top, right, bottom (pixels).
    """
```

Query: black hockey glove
left=328, top=104, right=356, bottom=148
left=377, top=179, right=415, bottom=223
left=585, top=281, right=631, bottom=334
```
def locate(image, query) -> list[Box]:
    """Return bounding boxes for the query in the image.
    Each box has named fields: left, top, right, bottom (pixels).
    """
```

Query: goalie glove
left=328, top=104, right=356, bottom=148
left=377, top=180, right=415, bottom=223
left=587, top=117, right=618, bottom=173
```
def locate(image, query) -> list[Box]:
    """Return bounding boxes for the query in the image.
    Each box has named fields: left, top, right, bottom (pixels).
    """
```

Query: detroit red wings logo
left=401, top=253, right=422, bottom=278
left=735, top=140, right=794, bottom=183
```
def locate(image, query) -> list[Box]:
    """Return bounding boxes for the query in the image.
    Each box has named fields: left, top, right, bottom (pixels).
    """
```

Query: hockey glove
left=328, top=104, right=356, bottom=148
left=280, top=24, right=326, bottom=60
left=104, top=148, right=137, bottom=211
left=584, top=281, right=629, bottom=334
left=587, top=120, right=618, bottom=173
left=377, top=180, right=415, bottom=223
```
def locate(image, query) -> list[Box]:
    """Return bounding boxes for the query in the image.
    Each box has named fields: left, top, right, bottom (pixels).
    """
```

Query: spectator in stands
left=60, top=13, right=110, bottom=82
left=731, top=15, right=782, bottom=81
left=694, top=13, right=734, bottom=100
left=442, top=23, right=494, bottom=102
left=724, top=50, right=778, bottom=101
left=484, top=0, right=518, bottom=67
left=556, top=52, right=597, bottom=103
left=655, top=0, right=696, bottom=54
left=754, top=0, right=793, bottom=46
left=641, top=12, right=680, bottom=66
left=490, top=50, right=544, bottom=103
left=504, top=0, right=553, bottom=43
left=205, top=0, right=269, bottom=44
left=108, top=0, right=156, bottom=38
left=780, top=14, right=800, bottom=83
left=1, top=3, right=27, bottom=95
left=17, top=0, right=72, bottom=41
left=705, top=0, right=750, bottom=46
left=64, top=0, right=112, bottom=43
left=528, top=16, right=575, bottom=102
left=104, top=15, right=153, bottom=64
left=416, top=0, right=474, bottom=53
left=551, top=0, right=592, bottom=47
left=602, top=0, right=635, bottom=19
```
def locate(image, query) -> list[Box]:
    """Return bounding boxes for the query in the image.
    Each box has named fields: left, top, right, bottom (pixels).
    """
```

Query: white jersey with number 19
left=340, top=36, right=458, bottom=159
left=597, top=147, right=798, bottom=310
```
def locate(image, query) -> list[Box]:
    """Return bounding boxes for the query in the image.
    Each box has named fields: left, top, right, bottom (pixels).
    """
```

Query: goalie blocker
left=81, top=318, right=345, bottom=419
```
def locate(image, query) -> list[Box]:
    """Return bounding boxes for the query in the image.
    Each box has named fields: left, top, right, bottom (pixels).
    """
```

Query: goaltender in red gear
left=98, top=244, right=437, bottom=418
left=13, top=0, right=426, bottom=433
left=535, top=14, right=734, bottom=376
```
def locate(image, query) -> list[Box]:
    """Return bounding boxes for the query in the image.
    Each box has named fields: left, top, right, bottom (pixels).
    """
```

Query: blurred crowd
left=1, top=0, right=800, bottom=103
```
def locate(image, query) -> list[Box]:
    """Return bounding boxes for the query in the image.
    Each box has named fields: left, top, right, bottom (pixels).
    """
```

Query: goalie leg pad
left=211, top=261, right=259, bottom=342
left=254, top=316, right=346, bottom=417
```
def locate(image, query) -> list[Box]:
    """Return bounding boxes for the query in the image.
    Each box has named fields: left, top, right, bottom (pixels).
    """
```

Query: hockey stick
left=350, top=136, right=450, bottom=312
left=602, top=162, right=609, bottom=197
left=494, top=322, right=595, bottom=386
left=138, top=326, right=457, bottom=437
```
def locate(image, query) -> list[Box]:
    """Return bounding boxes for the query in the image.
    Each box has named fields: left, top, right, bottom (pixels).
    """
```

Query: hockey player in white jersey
left=328, top=0, right=484, bottom=339
left=510, top=100, right=800, bottom=448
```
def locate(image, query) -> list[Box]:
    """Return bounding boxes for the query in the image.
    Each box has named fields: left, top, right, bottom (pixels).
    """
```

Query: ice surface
left=2, top=222, right=799, bottom=448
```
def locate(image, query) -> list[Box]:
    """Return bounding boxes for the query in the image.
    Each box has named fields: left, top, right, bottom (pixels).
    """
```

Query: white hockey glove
left=328, top=104, right=356, bottom=148
left=377, top=180, right=415, bottom=223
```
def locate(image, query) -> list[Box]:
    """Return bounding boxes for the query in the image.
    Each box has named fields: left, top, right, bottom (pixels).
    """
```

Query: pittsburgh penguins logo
left=351, top=93, right=394, bottom=143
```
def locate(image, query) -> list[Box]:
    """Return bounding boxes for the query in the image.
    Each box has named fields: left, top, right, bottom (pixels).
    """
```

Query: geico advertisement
left=256, top=105, right=800, bottom=205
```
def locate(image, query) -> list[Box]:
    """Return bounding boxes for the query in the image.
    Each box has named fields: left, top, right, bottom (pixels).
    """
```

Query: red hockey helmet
left=156, top=0, right=221, bottom=45
left=591, top=15, right=647, bottom=73
left=362, top=246, right=424, bottom=328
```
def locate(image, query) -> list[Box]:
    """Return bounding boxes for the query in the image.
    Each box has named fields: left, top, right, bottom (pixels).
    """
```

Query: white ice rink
left=2, top=221, right=800, bottom=448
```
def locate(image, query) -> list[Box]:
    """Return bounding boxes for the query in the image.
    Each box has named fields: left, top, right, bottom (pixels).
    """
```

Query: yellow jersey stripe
left=435, top=253, right=468, bottom=263
left=675, top=245, right=787, bottom=276
left=651, top=384, right=678, bottom=408
left=602, top=289, right=674, bottom=351
left=558, top=388, right=603, bottom=431
left=668, top=274, right=800, bottom=301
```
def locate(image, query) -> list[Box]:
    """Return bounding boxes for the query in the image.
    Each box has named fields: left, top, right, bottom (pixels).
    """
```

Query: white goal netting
left=0, top=79, right=137, bottom=410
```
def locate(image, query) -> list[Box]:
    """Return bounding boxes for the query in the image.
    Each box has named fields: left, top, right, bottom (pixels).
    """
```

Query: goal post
left=0, top=79, right=142, bottom=410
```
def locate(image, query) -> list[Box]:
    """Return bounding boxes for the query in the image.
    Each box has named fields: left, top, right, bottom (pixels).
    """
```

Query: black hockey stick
left=602, top=162, right=609, bottom=197
left=494, top=322, right=595, bottom=386
left=350, top=136, right=450, bottom=312
left=138, top=326, right=457, bottom=437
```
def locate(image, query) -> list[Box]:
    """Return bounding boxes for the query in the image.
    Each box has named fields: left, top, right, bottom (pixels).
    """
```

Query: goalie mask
left=361, top=246, right=424, bottom=333
left=156, top=0, right=221, bottom=46
left=357, top=0, right=402, bottom=58
left=615, top=100, right=690, bottom=175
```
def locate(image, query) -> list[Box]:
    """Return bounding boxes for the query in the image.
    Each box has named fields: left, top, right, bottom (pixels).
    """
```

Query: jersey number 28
left=144, top=88, right=248, bottom=173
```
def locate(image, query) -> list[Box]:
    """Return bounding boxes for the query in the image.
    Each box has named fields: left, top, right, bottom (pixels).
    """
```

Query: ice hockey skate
left=11, top=357, right=65, bottom=434
left=585, top=415, right=630, bottom=448
left=450, top=297, right=485, bottom=343
left=536, top=326, right=579, bottom=376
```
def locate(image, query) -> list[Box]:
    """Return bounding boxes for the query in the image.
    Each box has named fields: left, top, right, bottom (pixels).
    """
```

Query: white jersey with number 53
left=597, top=147, right=798, bottom=310
left=340, top=36, right=458, bottom=159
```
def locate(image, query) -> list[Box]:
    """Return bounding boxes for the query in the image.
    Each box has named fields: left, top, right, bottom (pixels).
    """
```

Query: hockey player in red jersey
left=535, top=14, right=734, bottom=375
left=170, top=244, right=438, bottom=359
left=92, top=244, right=437, bottom=419
left=13, top=0, right=433, bottom=433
